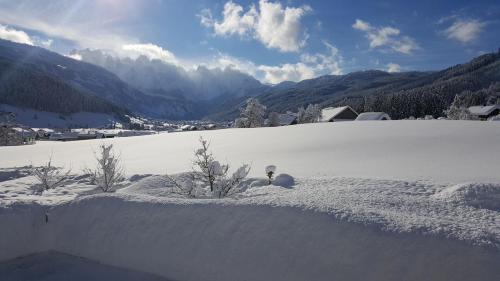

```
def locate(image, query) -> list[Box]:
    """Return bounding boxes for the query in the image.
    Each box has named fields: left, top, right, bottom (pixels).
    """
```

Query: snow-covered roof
left=468, top=105, right=500, bottom=116
left=355, top=112, right=391, bottom=121
left=321, top=106, right=357, bottom=122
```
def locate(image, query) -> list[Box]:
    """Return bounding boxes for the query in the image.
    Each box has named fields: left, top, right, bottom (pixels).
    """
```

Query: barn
left=468, top=105, right=500, bottom=120
left=321, top=106, right=358, bottom=122
left=356, top=112, right=391, bottom=121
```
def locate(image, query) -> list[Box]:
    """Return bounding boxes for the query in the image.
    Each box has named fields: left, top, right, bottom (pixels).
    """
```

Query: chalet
left=468, top=105, right=500, bottom=120
left=321, top=106, right=358, bottom=122
left=356, top=112, right=391, bottom=121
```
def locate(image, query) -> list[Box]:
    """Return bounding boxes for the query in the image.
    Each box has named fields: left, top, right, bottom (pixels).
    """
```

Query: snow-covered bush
left=297, top=104, right=322, bottom=124
left=234, top=117, right=248, bottom=128
left=85, top=144, right=124, bottom=192
left=265, top=165, right=276, bottom=184
left=192, top=137, right=250, bottom=198
left=235, top=98, right=266, bottom=128
left=165, top=172, right=198, bottom=198
left=268, top=112, right=280, bottom=127
left=31, top=157, right=71, bottom=192
left=445, top=95, right=472, bottom=120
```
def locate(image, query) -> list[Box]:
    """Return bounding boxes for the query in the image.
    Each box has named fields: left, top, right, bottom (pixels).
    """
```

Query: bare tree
left=165, top=172, right=198, bottom=198
left=191, top=137, right=250, bottom=198
left=86, top=144, right=124, bottom=192
left=31, top=157, right=71, bottom=192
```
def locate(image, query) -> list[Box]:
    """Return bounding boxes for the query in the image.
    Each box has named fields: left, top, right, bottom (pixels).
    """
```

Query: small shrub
left=85, top=144, right=124, bottom=192
left=31, top=157, right=71, bottom=193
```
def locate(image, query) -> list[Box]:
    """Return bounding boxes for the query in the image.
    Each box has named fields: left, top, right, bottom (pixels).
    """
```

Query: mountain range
left=1, top=38, right=499, bottom=124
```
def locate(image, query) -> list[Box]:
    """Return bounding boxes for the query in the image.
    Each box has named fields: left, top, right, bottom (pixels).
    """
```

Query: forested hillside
left=210, top=49, right=500, bottom=120
left=0, top=61, right=126, bottom=116
left=0, top=39, right=198, bottom=119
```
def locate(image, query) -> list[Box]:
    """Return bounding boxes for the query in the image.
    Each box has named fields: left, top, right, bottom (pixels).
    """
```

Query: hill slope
left=0, top=39, right=200, bottom=120
left=210, top=50, right=500, bottom=120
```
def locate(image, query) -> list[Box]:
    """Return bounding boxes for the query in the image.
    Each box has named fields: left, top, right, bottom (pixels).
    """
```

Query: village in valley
left=2, top=97, right=499, bottom=146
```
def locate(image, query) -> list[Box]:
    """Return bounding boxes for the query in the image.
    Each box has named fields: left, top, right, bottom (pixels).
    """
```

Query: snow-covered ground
left=1, top=120, right=500, bottom=280
left=1, top=120, right=500, bottom=182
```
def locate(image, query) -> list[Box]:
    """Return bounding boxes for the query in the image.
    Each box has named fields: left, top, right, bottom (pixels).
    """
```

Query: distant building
left=321, top=106, right=358, bottom=122
left=356, top=112, right=391, bottom=121
left=468, top=105, right=500, bottom=120
left=0, top=124, right=35, bottom=146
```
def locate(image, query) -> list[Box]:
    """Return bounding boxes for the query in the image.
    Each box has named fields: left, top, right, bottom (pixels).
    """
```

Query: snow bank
left=433, top=183, right=500, bottom=211
left=1, top=120, right=500, bottom=183
left=36, top=195, right=500, bottom=281
left=0, top=204, right=52, bottom=261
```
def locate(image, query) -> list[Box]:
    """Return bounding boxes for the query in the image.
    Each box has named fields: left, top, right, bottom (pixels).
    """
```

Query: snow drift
left=1, top=121, right=500, bottom=280
left=2, top=195, right=500, bottom=281
left=1, top=120, right=500, bottom=183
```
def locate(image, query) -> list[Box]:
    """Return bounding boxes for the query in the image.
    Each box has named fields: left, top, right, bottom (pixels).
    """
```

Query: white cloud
left=0, top=24, right=34, bottom=45
left=352, top=19, right=419, bottom=54
left=386, top=63, right=401, bottom=73
left=443, top=19, right=485, bottom=43
left=33, top=37, right=53, bottom=48
left=259, top=41, right=343, bottom=84
left=203, top=41, right=343, bottom=84
left=121, top=43, right=179, bottom=65
left=0, top=4, right=136, bottom=52
left=200, top=0, right=311, bottom=52
left=352, top=19, right=371, bottom=31
left=66, top=53, right=82, bottom=61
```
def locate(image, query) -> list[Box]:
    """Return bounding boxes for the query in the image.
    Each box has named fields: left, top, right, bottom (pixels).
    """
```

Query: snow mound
left=433, top=183, right=500, bottom=211
left=273, top=173, right=295, bottom=188
left=119, top=175, right=173, bottom=197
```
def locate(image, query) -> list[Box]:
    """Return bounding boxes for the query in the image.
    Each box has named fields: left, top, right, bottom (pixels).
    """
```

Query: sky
left=0, top=0, right=499, bottom=84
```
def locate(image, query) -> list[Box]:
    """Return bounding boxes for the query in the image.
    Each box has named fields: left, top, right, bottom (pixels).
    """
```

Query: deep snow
left=1, top=121, right=500, bottom=280
left=1, top=120, right=500, bottom=183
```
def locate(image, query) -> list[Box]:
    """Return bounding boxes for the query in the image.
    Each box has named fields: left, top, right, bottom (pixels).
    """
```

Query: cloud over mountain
left=200, top=0, right=311, bottom=52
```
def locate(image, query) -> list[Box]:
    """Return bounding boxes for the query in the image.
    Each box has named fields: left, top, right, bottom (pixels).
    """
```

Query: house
left=49, top=132, right=79, bottom=141
left=0, top=124, right=35, bottom=145
left=355, top=112, right=391, bottom=121
left=33, top=128, right=55, bottom=139
left=321, top=106, right=358, bottom=122
left=468, top=105, right=500, bottom=120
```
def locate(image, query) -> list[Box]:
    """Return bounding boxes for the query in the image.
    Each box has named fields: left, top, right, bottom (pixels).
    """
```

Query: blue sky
left=0, top=0, right=498, bottom=83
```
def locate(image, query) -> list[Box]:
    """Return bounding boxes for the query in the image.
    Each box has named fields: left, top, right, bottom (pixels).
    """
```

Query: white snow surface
left=1, top=121, right=500, bottom=280
left=1, top=120, right=500, bottom=183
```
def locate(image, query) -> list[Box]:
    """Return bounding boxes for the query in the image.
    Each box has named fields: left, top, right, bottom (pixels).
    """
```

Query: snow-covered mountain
left=72, top=49, right=268, bottom=101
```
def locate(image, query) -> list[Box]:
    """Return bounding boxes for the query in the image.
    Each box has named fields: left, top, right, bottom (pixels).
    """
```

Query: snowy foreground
left=1, top=121, right=500, bottom=280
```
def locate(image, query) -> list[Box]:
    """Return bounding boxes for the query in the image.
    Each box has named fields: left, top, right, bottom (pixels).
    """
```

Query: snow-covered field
left=1, top=120, right=500, bottom=280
